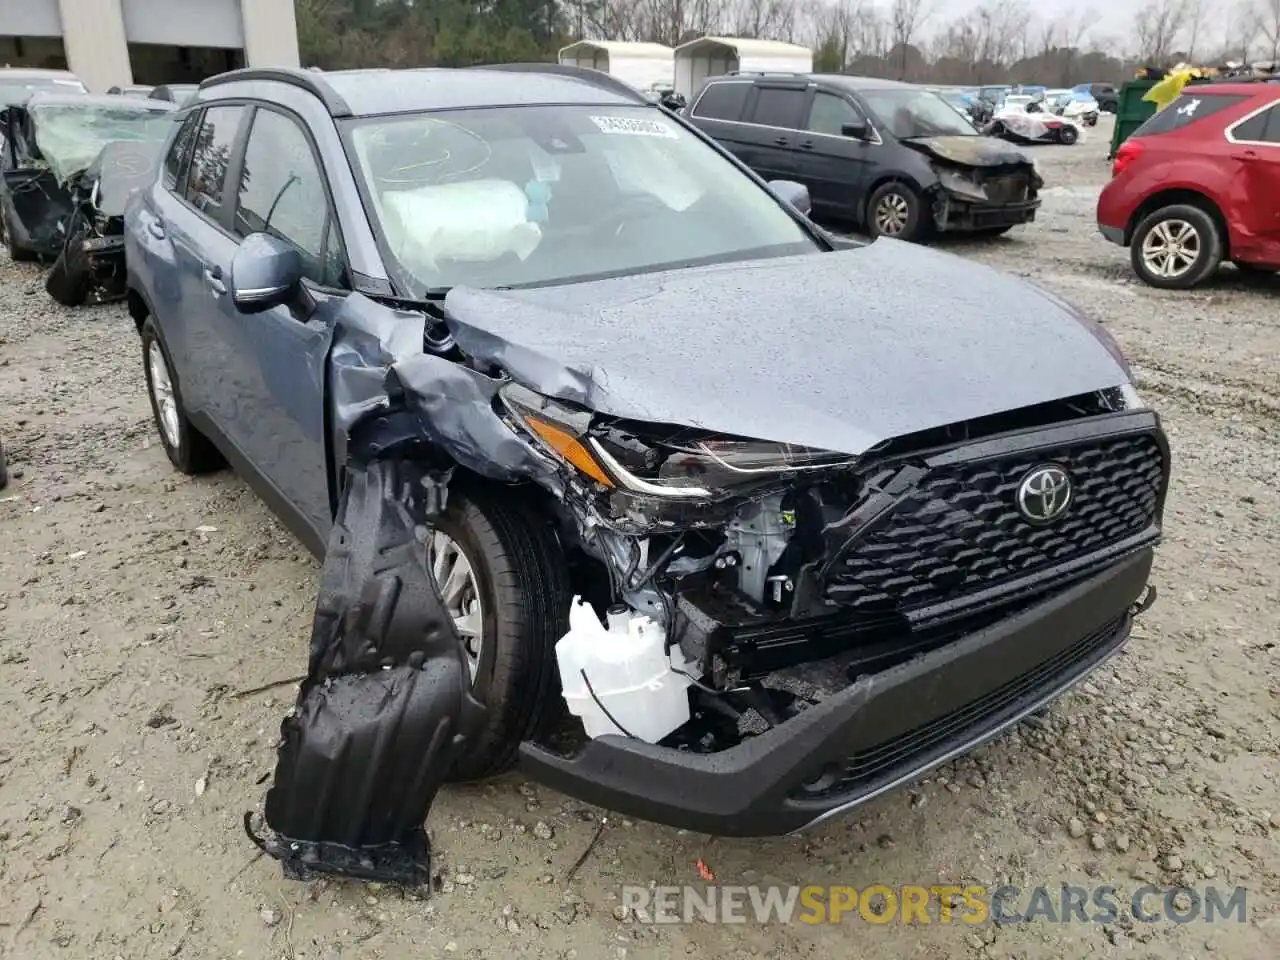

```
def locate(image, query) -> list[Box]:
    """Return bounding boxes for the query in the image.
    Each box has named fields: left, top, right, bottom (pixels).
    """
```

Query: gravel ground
left=1, top=118, right=1277, bottom=960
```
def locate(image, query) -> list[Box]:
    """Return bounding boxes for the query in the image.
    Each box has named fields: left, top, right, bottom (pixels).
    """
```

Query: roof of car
left=198, top=65, right=645, bottom=118
left=23, top=91, right=175, bottom=110
left=810, top=75, right=919, bottom=91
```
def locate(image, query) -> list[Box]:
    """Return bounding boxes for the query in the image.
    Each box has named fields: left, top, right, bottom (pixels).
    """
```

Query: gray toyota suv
left=122, top=64, right=1166, bottom=886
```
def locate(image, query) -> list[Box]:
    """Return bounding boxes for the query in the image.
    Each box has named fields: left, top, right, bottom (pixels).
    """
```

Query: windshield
left=342, top=104, right=818, bottom=295
left=30, top=103, right=174, bottom=181
left=861, top=90, right=978, bottom=138
left=0, top=77, right=87, bottom=106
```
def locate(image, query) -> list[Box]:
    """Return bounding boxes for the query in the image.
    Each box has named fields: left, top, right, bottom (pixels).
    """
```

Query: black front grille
left=825, top=432, right=1164, bottom=614
left=792, top=615, right=1125, bottom=801
left=982, top=174, right=1031, bottom=203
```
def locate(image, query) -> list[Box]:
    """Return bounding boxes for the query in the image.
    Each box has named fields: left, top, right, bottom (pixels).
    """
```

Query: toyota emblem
left=1016, top=465, right=1072, bottom=523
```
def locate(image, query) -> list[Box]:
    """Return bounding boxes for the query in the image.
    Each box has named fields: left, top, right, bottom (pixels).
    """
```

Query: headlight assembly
left=499, top=383, right=857, bottom=500
left=933, top=167, right=988, bottom=202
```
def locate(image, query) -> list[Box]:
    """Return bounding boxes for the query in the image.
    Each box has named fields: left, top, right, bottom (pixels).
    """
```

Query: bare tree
left=1134, top=0, right=1191, bottom=63
left=1256, top=0, right=1280, bottom=60
left=889, top=0, right=933, bottom=78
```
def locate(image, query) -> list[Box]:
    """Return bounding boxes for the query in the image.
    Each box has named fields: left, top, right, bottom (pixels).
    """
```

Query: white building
left=0, top=0, right=300, bottom=92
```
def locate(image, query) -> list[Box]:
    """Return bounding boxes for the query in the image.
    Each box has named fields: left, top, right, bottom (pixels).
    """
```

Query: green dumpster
left=1108, top=79, right=1159, bottom=158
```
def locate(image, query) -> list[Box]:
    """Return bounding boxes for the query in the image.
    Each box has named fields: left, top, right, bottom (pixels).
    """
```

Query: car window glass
left=1133, top=94, right=1249, bottom=137
left=750, top=87, right=805, bottom=129
left=1231, top=102, right=1280, bottom=143
left=235, top=107, right=345, bottom=287
left=183, top=105, right=244, bottom=216
left=693, top=82, right=750, bottom=121
left=806, top=92, right=864, bottom=136
left=163, top=112, right=200, bottom=190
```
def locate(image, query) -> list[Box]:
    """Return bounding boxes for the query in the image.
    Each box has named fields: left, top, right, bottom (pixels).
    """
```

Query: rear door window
left=749, top=87, right=806, bottom=130
left=1132, top=93, right=1250, bottom=137
left=182, top=105, right=245, bottom=218
left=692, top=82, right=750, bottom=121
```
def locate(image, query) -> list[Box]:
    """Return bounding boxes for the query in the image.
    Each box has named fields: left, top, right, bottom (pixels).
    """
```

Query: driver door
left=793, top=89, right=877, bottom=220
left=211, top=105, right=349, bottom=545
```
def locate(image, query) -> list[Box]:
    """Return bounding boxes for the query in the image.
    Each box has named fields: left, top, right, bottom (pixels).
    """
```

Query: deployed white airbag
left=381, top=179, right=542, bottom=275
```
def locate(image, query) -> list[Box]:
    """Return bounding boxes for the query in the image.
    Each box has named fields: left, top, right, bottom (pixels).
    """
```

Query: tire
left=0, top=440, right=8, bottom=490
left=1059, top=125, right=1079, bottom=145
left=1, top=207, right=38, bottom=263
left=427, top=488, right=571, bottom=781
left=1130, top=204, right=1223, bottom=290
left=866, top=181, right=928, bottom=242
left=140, top=317, right=224, bottom=474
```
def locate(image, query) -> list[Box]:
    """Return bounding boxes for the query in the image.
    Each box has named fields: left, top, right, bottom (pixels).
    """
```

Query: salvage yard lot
left=1, top=121, right=1277, bottom=959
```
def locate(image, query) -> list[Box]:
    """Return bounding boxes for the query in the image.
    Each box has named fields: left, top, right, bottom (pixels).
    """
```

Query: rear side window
left=693, top=82, right=750, bottom=121
left=1132, top=93, right=1250, bottom=137
left=162, top=112, right=200, bottom=190
left=750, top=87, right=806, bottom=129
left=1229, top=102, right=1280, bottom=143
left=183, top=105, right=245, bottom=216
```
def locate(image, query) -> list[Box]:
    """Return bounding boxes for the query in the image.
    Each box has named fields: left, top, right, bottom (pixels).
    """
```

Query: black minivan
left=687, top=73, right=1042, bottom=242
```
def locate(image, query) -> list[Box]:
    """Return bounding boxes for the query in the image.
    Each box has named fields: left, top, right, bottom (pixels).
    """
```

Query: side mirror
left=841, top=121, right=870, bottom=140
left=768, top=179, right=811, bottom=216
left=660, top=92, right=687, bottom=112
left=230, top=232, right=303, bottom=314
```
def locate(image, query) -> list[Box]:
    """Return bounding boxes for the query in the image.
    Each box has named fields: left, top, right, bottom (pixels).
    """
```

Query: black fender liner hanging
left=247, top=459, right=485, bottom=885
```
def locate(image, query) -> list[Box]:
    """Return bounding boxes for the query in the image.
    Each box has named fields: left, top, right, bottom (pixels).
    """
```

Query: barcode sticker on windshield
left=590, top=116, right=677, bottom=138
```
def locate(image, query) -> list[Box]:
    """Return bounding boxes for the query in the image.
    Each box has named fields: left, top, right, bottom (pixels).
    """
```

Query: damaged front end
left=253, top=261, right=1168, bottom=879
left=903, top=137, right=1043, bottom=233
left=46, top=140, right=164, bottom=306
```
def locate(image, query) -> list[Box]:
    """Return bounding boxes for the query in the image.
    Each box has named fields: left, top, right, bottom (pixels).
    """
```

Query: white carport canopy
left=673, top=36, right=814, bottom=97
left=557, top=40, right=674, bottom=93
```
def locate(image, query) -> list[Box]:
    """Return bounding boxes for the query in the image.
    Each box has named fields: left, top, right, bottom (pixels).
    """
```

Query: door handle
left=798, top=139, right=814, bottom=149
left=204, top=268, right=226, bottom=296
left=773, top=136, right=788, bottom=145
left=147, top=219, right=166, bottom=239
left=1233, top=150, right=1259, bottom=161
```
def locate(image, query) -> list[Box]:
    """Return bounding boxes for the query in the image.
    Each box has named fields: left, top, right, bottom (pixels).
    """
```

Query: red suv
left=1097, top=83, right=1280, bottom=288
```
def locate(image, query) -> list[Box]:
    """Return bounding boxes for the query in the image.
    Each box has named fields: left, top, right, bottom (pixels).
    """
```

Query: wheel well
left=126, top=288, right=149, bottom=331
left=1125, top=189, right=1229, bottom=255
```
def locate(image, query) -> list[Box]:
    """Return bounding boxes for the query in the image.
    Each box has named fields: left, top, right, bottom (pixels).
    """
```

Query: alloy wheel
left=1141, top=219, right=1201, bottom=280
left=875, top=193, right=910, bottom=235
left=147, top=340, right=181, bottom=450
left=428, top=531, right=485, bottom=680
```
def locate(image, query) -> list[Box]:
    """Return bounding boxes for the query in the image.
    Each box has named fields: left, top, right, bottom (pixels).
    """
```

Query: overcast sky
left=920, top=0, right=1175, bottom=55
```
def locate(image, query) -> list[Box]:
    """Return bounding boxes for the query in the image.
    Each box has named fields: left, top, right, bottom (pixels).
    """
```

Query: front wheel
left=1059, top=125, right=1079, bottom=145
left=866, top=182, right=928, bottom=242
left=1130, top=204, right=1223, bottom=290
left=411, top=489, right=571, bottom=781
left=45, top=212, right=92, bottom=306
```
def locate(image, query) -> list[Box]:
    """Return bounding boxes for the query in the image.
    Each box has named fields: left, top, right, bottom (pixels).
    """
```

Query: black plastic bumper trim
left=519, top=548, right=1152, bottom=836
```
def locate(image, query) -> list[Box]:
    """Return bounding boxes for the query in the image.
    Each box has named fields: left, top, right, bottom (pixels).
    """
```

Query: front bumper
left=936, top=195, right=1040, bottom=232
left=520, top=548, right=1152, bottom=836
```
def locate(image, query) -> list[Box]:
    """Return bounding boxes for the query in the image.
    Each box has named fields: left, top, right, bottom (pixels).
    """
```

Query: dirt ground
left=1, top=117, right=1277, bottom=960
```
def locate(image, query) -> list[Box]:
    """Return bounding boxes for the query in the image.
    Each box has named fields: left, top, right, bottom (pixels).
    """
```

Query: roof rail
left=468, top=62, right=649, bottom=103
left=198, top=67, right=352, bottom=116
left=723, top=70, right=809, bottom=78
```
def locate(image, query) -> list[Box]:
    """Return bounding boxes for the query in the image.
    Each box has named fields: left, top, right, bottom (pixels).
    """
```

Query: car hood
left=899, top=134, right=1032, bottom=167
left=441, top=242, right=1129, bottom=456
